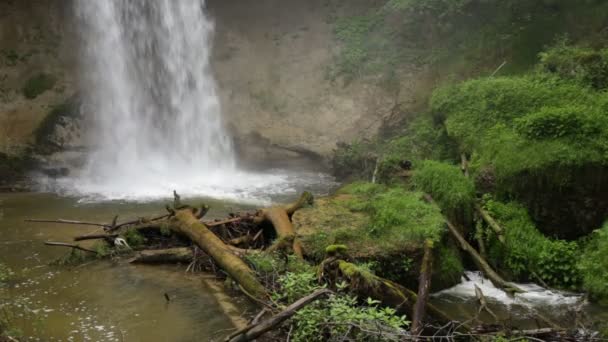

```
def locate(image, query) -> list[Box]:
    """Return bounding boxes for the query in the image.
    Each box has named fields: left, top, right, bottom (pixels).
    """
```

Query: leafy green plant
left=22, top=73, right=56, bottom=99
left=292, top=294, right=409, bottom=341
left=122, top=229, right=146, bottom=248
left=273, top=271, right=324, bottom=303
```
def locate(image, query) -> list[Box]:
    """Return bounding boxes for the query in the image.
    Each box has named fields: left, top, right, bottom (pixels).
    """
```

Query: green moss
left=244, top=252, right=282, bottom=274
left=325, top=244, right=348, bottom=257
left=22, top=73, right=56, bottom=99
left=299, top=186, right=445, bottom=260
left=412, top=160, right=475, bottom=221
left=485, top=199, right=581, bottom=289
left=577, top=223, right=608, bottom=304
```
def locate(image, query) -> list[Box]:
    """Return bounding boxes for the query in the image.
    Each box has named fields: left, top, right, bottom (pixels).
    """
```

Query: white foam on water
left=433, top=271, right=584, bottom=309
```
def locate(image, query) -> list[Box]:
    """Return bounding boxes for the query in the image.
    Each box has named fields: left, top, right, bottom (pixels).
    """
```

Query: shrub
left=292, top=294, right=409, bottom=341
left=577, top=223, right=608, bottom=304
left=22, top=73, right=56, bottom=99
left=539, top=40, right=608, bottom=89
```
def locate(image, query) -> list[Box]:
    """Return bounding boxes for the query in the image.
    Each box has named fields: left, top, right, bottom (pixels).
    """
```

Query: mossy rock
left=293, top=186, right=463, bottom=290
left=22, top=73, right=56, bottom=99
left=34, top=96, right=81, bottom=154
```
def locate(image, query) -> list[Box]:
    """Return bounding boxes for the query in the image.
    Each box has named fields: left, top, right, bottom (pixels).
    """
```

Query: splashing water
left=433, top=271, right=584, bottom=309
left=65, top=0, right=333, bottom=203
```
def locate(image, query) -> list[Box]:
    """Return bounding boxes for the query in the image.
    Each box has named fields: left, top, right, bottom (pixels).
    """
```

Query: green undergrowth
left=484, top=198, right=581, bottom=290
left=332, top=115, right=456, bottom=182
left=22, top=73, right=56, bottom=99
left=274, top=268, right=409, bottom=341
left=431, top=49, right=608, bottom=235
left=577, top=223, right=608, bottom=304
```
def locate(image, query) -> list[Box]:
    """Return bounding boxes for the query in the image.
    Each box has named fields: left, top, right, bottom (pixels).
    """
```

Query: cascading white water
left=66, top=0, right=335, bottom=202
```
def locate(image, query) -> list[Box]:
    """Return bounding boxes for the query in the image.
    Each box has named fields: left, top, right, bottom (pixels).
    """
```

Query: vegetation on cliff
left=330, top=0, right=608, bottom=311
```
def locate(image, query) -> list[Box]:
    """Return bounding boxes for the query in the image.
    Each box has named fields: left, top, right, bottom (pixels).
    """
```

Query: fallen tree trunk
left=423, top=194, right=524, bottom=294
left=325, top=259, right=455, bottom=326
left=170, top=208, right=267, bottom=300
left=129, top=247, right=193, bottom=264
left=411, top=239, right=434, bottom=336
left=255, top=192, right=313, bottom=258
left=228, top=288, right=332, bottom=342
left=475, top=204, right=505, bottom=243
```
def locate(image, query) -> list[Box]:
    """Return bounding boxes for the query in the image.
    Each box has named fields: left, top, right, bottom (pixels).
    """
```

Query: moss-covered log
left=324, top=259, right=454, bottom=324
left=171, top=208, right=267, bottom=300
left=255, top=192, right=313, bottom=258
left=129, top=247, right=193, bottom=264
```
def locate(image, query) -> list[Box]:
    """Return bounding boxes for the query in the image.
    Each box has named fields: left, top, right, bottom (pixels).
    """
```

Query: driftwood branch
left=27, top=219, right=110, bottom=229
left=74, top=233, right=118, bottom=242
left=44, top=241, right=98, bottom=254
left=228, top=289, right=332, bottom=342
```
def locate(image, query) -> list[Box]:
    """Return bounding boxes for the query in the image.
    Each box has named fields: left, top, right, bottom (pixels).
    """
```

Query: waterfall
left=72, top=0, right=238, bottom=200
left=62, top=0, right=334, bottom=202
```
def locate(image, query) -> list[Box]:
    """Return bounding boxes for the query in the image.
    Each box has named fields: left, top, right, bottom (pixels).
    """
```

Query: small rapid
left=431, top=271, right=595, bottom=328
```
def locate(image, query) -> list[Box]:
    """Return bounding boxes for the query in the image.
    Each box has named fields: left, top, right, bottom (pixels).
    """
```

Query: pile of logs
left=28, top=191, right=572, bottom=341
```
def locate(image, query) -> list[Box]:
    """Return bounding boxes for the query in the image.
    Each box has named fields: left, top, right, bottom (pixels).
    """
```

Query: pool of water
left=0, top=192, right=258, bottom=341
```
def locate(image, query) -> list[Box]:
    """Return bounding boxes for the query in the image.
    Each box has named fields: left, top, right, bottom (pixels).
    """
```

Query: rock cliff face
left=0, top=1, right=77, bottom=155
left=0, top=0, right=423, bottom=179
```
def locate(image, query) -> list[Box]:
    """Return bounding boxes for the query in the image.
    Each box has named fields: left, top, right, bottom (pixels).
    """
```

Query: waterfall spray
left=64, top=0, right=333, bottom=202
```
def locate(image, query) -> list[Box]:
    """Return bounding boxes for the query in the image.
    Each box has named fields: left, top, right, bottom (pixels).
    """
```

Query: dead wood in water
left=129, top=247, right=193, bottom=264
left=411, top=239, right=434, bottom=336
left=227, top=289, right=332, bottom=342
left=170, top=207, right=268, bottom=300
left=74, top=233, right=118, bottom=242
left=422, top=194, right=524, bottom=294
left=44, top=241, right=98, bottom=254
left=27, top=219, right=111, bottom=229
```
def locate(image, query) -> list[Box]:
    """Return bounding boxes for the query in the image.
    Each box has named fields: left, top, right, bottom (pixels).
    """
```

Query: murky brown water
left=0, top=192, right=256, bottom=341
